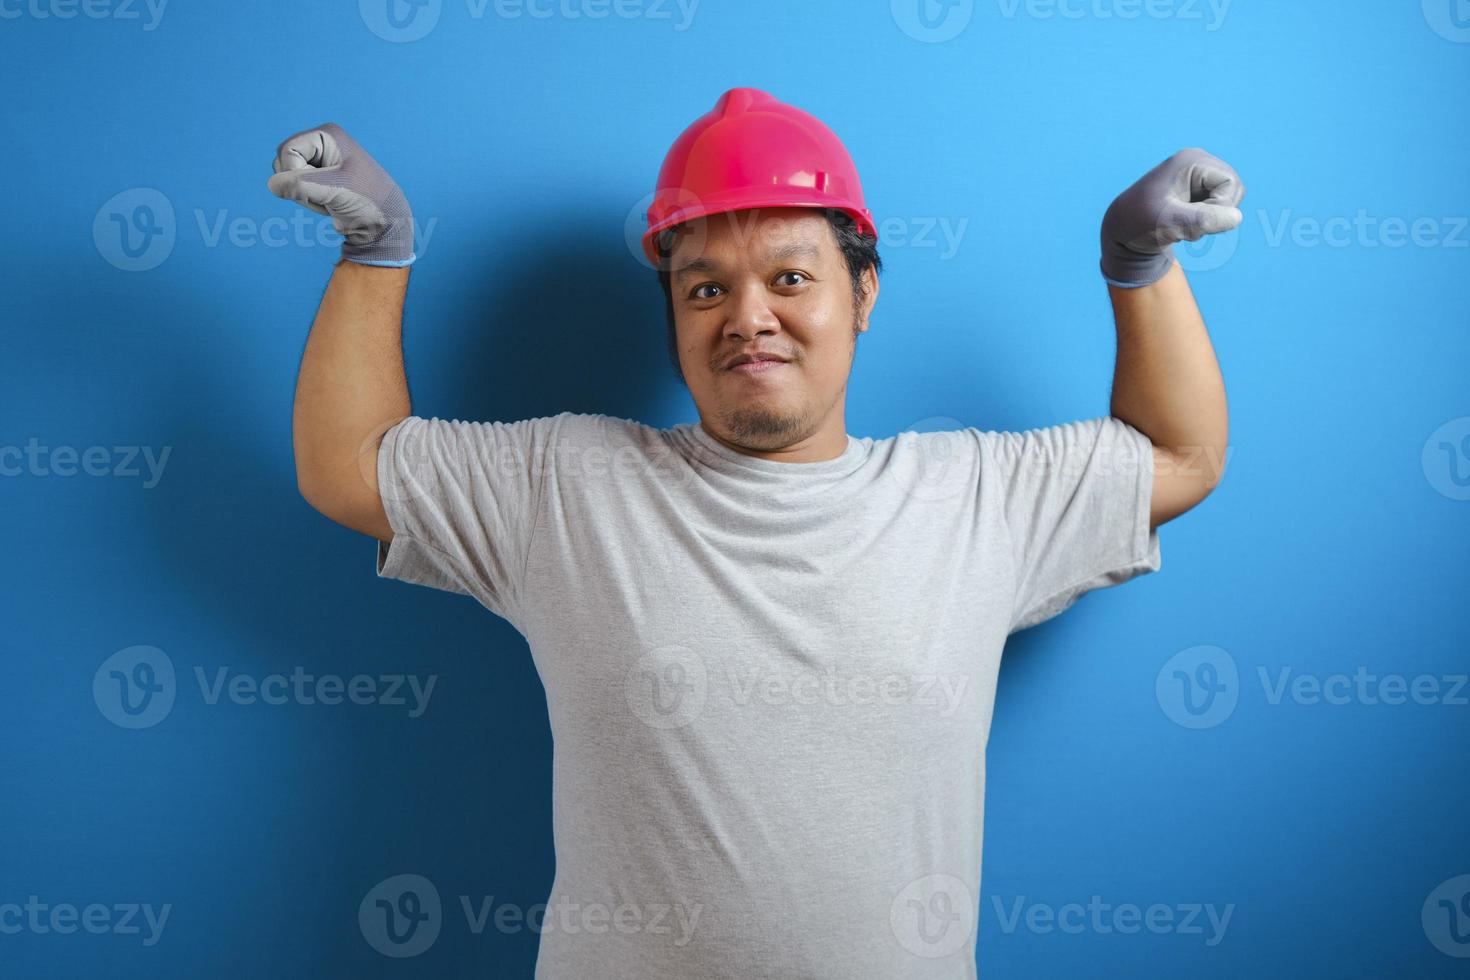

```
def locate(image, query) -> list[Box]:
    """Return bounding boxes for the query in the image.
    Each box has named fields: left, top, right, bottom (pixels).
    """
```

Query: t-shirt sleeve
left=982, top=416, right=1162, bottom=634
left=372, top=412, right=566, bottom=628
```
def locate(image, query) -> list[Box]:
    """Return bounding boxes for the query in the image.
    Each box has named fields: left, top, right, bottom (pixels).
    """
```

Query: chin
left=722, top=405, right=808, bottom=445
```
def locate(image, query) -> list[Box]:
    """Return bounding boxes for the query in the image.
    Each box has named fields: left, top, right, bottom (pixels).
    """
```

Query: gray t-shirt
left=374, top=411, right=1161, bottom=979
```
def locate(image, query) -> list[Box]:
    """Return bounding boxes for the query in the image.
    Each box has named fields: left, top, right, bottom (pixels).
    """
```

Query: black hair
left=653, top=208, right=883, bottom=383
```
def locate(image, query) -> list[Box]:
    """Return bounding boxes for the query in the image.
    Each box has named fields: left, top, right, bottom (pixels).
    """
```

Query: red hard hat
left=641, top=87, right=878, bottom=267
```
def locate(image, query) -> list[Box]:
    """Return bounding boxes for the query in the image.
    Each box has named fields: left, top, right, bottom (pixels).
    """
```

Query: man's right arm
left=267, top=122, right=420, bottom=544
left=292, top=260, right=409, bottom=544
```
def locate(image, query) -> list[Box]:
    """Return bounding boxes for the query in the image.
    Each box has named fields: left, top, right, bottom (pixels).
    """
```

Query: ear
left=857, top=263, right=879, bottom=330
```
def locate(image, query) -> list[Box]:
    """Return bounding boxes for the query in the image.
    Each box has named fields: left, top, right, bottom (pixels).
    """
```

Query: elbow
left=295, top=457, right=354, bottom=519
left=295, top=456, right=393, bottom=543
left=1161, top=440, right=1231, bottom=495
left=1150, top=444, right=1226, bottom=531
left=296, top=467, right=330, bottom=517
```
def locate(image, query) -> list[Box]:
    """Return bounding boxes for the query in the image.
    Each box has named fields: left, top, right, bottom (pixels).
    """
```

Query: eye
left=689, top=283, right=723, bottom=300
left=775, top=271, right=807, bottom=287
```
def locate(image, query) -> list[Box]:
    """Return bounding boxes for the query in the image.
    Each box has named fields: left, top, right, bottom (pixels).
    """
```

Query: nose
left=723, top=284, right=781, bottom=342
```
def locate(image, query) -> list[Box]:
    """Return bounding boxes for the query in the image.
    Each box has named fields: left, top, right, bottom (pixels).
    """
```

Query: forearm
left=1107, top=259, right=1229, bottom=487
left=292, top=260, right=411, bottom=517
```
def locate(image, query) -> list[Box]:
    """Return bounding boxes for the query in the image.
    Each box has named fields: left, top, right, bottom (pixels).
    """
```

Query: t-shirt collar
left=681, top=419, right=868, bottom=477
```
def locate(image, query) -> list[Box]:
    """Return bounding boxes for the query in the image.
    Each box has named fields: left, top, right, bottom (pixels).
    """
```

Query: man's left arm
left=1096, top=147, right=1246, bottom=531
left=1110, top=261, right=1229, bottom=530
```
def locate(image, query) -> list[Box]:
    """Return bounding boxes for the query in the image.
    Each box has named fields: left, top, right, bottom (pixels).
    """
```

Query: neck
left=700, top=408, right=850, bottom=464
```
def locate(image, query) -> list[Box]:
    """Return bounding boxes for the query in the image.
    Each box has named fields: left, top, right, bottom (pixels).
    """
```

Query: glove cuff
left=345, top=253, right=417, bottom=268
left=340, top=212, right=415, bottom=266
left=1099, top=246, right=1174, bottom=288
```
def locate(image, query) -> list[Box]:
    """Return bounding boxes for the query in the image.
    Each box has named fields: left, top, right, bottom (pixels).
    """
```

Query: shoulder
left=540, top=411, right=664, bottom=448
left=416, top=411, right=651, bottom=441
left=508, top=413, right=683, bottom=479
left=398, top=411, right=672, bottom=460
left=970, top=416, right=1146, bottom=468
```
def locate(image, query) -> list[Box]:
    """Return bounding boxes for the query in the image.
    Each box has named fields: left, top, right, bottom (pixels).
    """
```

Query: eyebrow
left=672, top=241, right=823, bottom=283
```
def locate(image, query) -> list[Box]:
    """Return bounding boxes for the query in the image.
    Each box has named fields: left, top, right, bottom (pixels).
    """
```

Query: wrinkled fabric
left=374, top=411, right=1162, bottom=978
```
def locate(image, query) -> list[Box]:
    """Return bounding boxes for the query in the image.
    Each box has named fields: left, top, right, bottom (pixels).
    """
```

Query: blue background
left=4, top=0, right=1468, bottom=976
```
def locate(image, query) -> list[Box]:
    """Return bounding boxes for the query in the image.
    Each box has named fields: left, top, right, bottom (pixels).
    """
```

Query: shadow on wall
left=432, top=204, right=681, bottom=427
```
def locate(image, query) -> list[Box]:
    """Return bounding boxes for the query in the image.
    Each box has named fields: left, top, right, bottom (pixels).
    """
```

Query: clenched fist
left=267, top=123, right=416, bottom=267
left=1099, top=147, right=1245, bottom=288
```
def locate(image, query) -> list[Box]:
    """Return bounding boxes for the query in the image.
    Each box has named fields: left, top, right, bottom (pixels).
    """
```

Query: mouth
left=725, top=351, right=792, bottom=375
left=728, top=358, right=787, bottom=376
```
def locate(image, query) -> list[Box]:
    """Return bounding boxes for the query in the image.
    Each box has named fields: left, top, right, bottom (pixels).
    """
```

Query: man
left=269, top=87, right=1241, bottom=979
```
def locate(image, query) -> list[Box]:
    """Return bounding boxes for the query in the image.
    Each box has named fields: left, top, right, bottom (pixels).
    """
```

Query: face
left=667, top=207, right=878, bottom=458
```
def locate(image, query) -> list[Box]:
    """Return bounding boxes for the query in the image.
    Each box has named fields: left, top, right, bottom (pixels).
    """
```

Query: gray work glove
left=267, top=123, right=416, bottom=266
left=1099, top=147, right=1245, bottom=288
